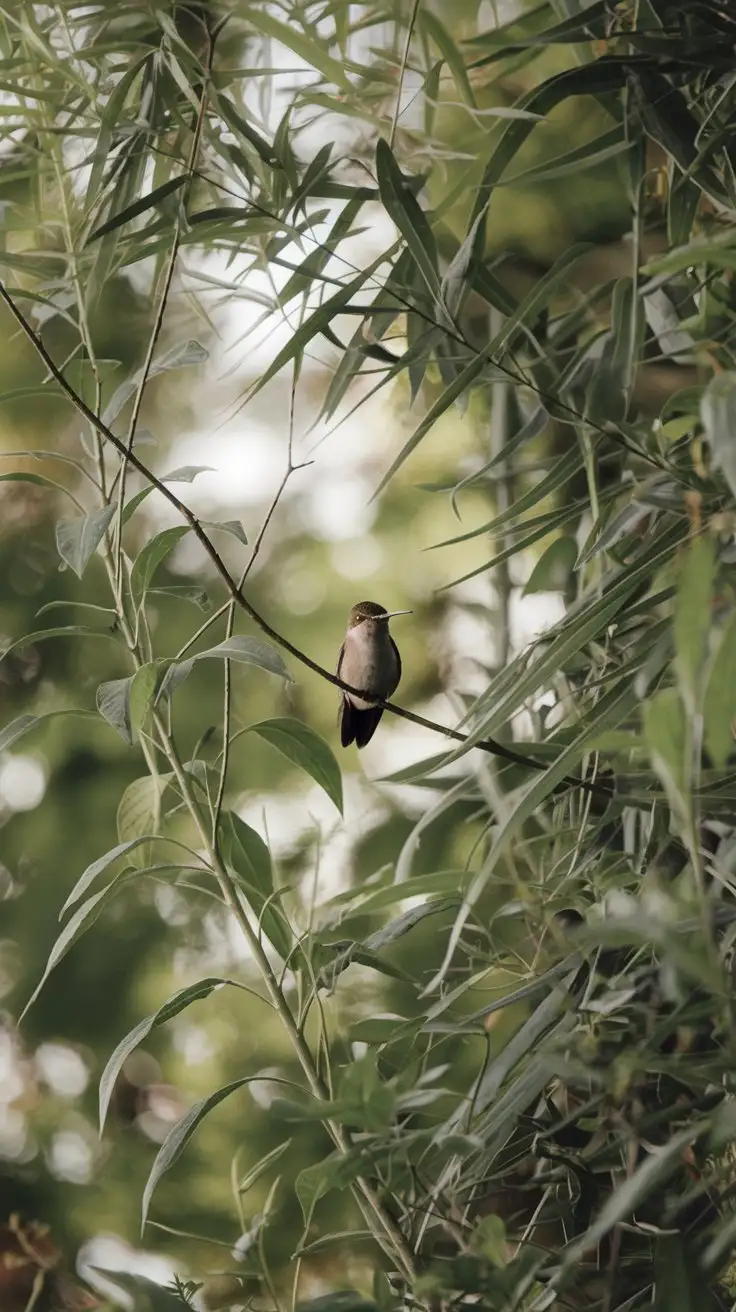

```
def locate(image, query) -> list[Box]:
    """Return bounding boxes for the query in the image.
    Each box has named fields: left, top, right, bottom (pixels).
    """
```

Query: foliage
left=1, top=0, right=736, bottom=1310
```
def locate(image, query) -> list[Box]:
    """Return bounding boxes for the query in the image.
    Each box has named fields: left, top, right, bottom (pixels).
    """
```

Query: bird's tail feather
left=340, top=697, right=383, bottom=748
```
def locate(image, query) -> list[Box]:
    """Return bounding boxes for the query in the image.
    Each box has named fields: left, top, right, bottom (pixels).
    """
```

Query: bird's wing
left=390, top=635, right=402, bottom=687
left=336, top=641, right=353, bottom=743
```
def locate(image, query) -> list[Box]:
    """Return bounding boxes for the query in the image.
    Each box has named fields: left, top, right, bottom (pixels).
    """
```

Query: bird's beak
left=380, top=609, right=413, bottom=619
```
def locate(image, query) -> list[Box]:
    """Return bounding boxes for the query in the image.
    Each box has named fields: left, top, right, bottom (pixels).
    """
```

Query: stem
left=112, top=22, right=215, bottom=599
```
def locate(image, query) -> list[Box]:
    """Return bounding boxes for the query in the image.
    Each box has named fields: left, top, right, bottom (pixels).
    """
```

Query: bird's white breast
left=341, top=622, right=400, bottom=709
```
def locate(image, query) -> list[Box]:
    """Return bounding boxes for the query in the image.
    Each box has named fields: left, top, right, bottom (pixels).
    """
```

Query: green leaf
left=502, top=125, right=628, bottom=187
left=244, top=9, right=352, bottom=93
left=148, top=585, right=211, bottom=610
left=643, top=230, right=736, bottom=277
left=644, top=687, right=688, bottom=824
left=249, top=718, right=343, bottom=813
left=200, top=519, right=248, bottom=545
left=194, top=636, right=292, bottom=681
left=0, top=709, right=97, bottom=754
left=87, top=174, right=188, bottom=243
left=238, top=1139, right=293, bottom=1195
left=425, top=679, right=638, bottom=993
left=60, top=837, right=159, bottom=920
left=161, top=465, right=215, bottom=483
left=674, top=535, right=715, bottom=714
left=375, top=138, right=439, bottom=301
left=129, top=661, right=172, bottom=738
left=0, top=714, right=38, bottom=752
left=704, top=612, right=736, bottom=769
left=522, top=536, right=577, bottom=594
left=21, top=881, right=130, bottom=1021
left=419, top=10, right=476, bottom=107
left=130, top=526, right=190, bottom=601
left=96, top=677, right=134, bottom=745
left=141, top=1077, right=254, bottom=1230
left=99, top=978, right=229, bottom=1134
left=0, top=470, right=80, bottom=506
left=55, top=504, right=115, bottom=577
left=702, top=372, right=736, bottom=500
left=117, top=775, right=170, bottom=844
left=102, top=340, right=209, bottom=426
left=295, top=1153, right=345, bottom=1223
left=0, top=625, right=120, bottom=666
left=373, top=243, right=590, bottom=497
left=222, top=811, right=292, bottom=959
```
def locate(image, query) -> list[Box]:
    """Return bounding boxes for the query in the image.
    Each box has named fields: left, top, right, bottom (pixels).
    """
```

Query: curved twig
left=0, top=280, right=609, bottom=802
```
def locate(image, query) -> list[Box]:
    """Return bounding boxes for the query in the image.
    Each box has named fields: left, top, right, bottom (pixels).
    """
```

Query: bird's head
left=347, top=601, right=412, bottom=629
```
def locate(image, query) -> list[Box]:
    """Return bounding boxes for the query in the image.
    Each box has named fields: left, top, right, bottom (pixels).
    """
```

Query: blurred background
left=0, top=0, right=657, bottom=1304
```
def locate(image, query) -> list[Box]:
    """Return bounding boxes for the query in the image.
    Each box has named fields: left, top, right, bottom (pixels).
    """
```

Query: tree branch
left=0, top=280, right=609, bottom=802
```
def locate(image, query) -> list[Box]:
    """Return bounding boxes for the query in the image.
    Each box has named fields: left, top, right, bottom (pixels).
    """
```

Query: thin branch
left=0, top=279, right=609, bottom=801
left=112, top=21, right=216, bottom=597
left=389, top=0, right=422, bottom=150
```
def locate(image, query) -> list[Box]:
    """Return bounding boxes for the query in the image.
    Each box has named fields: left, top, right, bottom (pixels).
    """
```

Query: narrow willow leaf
left=0, top=471, right=80, bottom=504
left=99, top=978, right=229, bottom=1133
left=148, top=585, right=210, bottom=611
left=470, top=524, right=682, bottom=735
left=425, top=680, right=637, bottom=992
left=643, top=230, right=736, bottom=277
left=86, top=175, right=188, bottom=243
left=502, top=125, right=627, bottom=187
left=644, top=687, right=688, bottom=824
left=365, top=900, right=457, bottom=951
left=419, top=10, right=476, bottom=106
left=129, top=661, right=172, bottom=739
left=194, top=636, right=292, bottom=681
left=245, top=253, right=387, bottom=404
left=674, top=535, right=715, bottom=714
left=102, top=340, right=208, bottom=426
left=702, top=372, right=736, bottom=499
left=435, top=445, right=582, bottom=548
left=200, top=519, right=248, bottom=545
left=467, top=62, right=627, bottom=257
left=0, top=714, right=38, bottom=752
left=161, top=465, right=215, bottom=483
left=522, top=536, right=577, bottom=594
left=295, top=1152, right=345, bottom=1223
left=117, top=775, right=171, bottom=844
left=249, top=718, right=343, bottom=813
left=373, top=244, right=590, bottom=498
left=56, top=504, right=115, bottom=577
left=222, top=811, right=292, bottom=959
left=470, top=0, right=607, bottom=57
left=96, top=677, right=134, bottom=745
left=238, top=1139, right=293, bottom=1195
left=130, top=526, right=190, bottom=601
left=61, top=836, right=160, bottom=919
left=245, top=10, right=352, bottom=92
left=141, top=1077, right=255, bottom=1229
left=704, top=613, right=736, bottom=769
left=0, top=625, right=119, bottom=666
left=375, top=138, right=439, bottom=301
left=0, top=709, right=96, bottom=754
left=21, top=881, right=128, bottom=1021
left=122, top=486, right=153, bottom=523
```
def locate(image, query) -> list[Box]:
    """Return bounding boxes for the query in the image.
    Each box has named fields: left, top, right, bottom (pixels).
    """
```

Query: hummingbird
left=337, top=601, right=413, bottom=748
